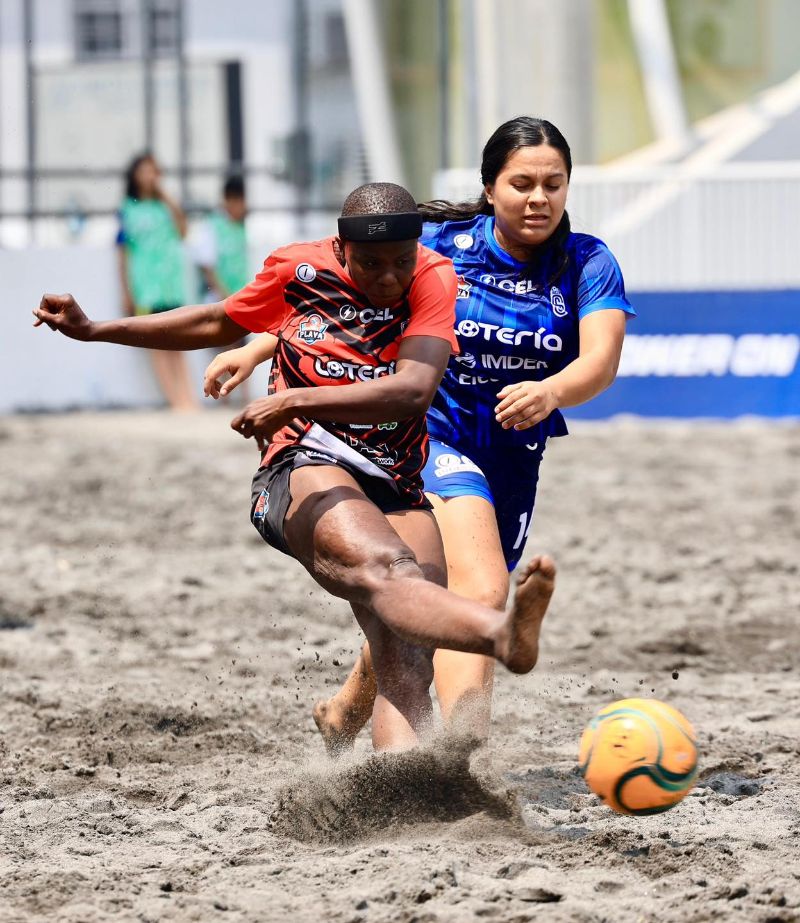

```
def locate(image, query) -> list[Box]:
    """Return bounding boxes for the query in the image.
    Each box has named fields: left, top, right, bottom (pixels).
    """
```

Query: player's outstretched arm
left=204, top=333, right=278, bottom=399
left=230, top=334, right=451, bottom=446
left=33, top=293, right=250, bottom=350
left=495, top=310, right=627, bottom=431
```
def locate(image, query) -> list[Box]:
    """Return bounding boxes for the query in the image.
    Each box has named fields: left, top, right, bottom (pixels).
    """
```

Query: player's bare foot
left=312, top=698, right=359, bottom=758
left=497, top=555, right=556, bottom=674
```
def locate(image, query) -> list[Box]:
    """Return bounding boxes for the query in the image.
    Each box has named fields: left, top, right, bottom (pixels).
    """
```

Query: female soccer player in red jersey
left=34, top=181, right=555, bottom=752
left=210, top=119, right=632, bottom=754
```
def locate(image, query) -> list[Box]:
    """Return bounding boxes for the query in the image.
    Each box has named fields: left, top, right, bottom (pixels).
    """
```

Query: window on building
left=324, top=12, right=348, bottom=68
left=75, top=0, right=124, bottom=59
left=74, top=0, right=181, bottom=61
left=148, top=0, right=180, bottom=56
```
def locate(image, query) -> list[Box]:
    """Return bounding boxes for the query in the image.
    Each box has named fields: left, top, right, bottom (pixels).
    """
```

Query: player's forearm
left=548, top=351, right=619, bottom=409
left=286, top=373, right=433, bottom=424
left=87, top=303, right=247, bottom=350
left=244, top=333, right=278, bottom=364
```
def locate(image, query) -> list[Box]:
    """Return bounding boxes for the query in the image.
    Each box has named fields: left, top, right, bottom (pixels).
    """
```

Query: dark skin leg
left=283, top=465, right=555, bottom=750
left=313, top=509, right=447, bottom=753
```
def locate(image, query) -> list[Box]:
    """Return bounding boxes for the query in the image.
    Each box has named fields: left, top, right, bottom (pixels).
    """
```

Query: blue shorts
left=422, top=437, right=546, bottom=571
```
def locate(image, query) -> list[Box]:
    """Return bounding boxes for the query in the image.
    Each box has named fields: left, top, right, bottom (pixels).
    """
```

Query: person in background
left=194, top=174, right=249, bottom=301
left=193, top=174, right=252, bottom=402
left=117, top=152, right=196, bottom=412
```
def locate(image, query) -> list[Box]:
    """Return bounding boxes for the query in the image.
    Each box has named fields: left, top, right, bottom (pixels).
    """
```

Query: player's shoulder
left=266, top=237, right=338, bottom=279
left=422, top=214, right=487, bottom=254
left=568, top=232, right=619, bottom=266
left=414, top=242, right=458, bottom=296
left=416, top=241, right=456, bottom=273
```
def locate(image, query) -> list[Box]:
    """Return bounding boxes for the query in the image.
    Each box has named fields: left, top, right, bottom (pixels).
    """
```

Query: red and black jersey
left=225, top=237, right=458, bottom=504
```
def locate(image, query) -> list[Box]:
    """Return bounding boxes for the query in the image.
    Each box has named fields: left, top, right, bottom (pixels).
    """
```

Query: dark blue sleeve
left=577, top=240, right=635, bottom=319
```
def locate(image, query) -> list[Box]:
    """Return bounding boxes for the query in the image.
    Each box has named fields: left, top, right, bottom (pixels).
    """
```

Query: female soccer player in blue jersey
left=205, top=116, right=634, bottom=751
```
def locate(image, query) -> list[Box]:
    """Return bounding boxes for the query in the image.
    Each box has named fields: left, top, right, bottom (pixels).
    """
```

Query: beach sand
left=1, top=411, right=798, bottom=922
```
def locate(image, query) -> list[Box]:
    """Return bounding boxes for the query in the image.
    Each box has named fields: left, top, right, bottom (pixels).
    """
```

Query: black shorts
left=250, top=447, right=432, bottom=557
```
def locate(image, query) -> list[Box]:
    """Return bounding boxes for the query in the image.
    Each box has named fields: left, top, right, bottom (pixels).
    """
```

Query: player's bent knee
left=317, top=541, right=423, bottom=602
left=452, top=574, right=509, bottom=611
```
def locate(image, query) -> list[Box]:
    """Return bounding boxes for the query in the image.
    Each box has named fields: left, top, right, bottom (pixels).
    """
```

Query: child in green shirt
left=117, top=152, right=196, bottom=411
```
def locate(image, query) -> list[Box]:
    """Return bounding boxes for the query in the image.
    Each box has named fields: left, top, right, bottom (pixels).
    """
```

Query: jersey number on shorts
left=513, top=511, right=532, bottom=551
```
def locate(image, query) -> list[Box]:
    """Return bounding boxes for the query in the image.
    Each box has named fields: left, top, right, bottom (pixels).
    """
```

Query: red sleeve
left=403, top=250, right=459, bottom=352
left=224, top=253, right=290, bottom=334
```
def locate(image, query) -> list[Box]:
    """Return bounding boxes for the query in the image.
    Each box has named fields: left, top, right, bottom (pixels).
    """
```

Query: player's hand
left=204, top=347, right=257, bottom=399
left=230, top=393, right=297, bottom=452
left=32, top=293, right=95, bottom=341
left=495, top=381, right=558, bottom=430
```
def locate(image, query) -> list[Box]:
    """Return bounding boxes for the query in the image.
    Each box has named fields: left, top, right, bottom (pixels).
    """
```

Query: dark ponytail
left=418, top=194, right=493, bottom=223
left=419, top=116, right=573, bottom=286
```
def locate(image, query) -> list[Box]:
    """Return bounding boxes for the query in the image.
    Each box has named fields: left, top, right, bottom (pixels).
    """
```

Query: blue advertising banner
left=568, top=290, right=800, bottom=419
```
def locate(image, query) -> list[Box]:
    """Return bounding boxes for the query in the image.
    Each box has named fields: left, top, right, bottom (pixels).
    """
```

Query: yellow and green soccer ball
left=578, top=698, right=698, bottom=815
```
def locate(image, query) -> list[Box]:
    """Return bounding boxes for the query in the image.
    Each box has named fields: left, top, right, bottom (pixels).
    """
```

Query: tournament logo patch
left=550, top=285, right=568, bottom=317
left=453, top=233, right=474, bottom=249
left=295, top=262, right=317, bottom=283
left=297, top=313, right=329, bottom=344
left=454, top=352, right=476, bottom=369
left=253, top=489, right=269, bottom=521
left=456, top=275, right=472, bottom=300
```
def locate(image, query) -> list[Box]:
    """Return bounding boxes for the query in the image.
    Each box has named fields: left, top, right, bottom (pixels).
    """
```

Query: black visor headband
left=337, top=212, right=422, bottom=242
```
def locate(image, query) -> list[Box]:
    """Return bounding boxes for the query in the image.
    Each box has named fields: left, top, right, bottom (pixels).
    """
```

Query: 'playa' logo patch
left=297, top=314, right=329, bottom=344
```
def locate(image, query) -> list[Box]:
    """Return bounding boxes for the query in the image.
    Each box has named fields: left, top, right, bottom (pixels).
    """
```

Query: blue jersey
left=421, top=214, right=635, bottom=447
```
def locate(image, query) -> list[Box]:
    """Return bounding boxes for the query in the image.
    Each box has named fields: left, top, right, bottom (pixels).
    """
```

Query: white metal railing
left=433, top=163, right=800, bottom=292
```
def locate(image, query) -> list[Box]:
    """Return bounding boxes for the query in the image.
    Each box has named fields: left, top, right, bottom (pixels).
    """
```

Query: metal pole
left=176, top=0, right=189, bottom=204
left=292, top=0, right=310, bottom=235
left=437, top=0, right=449, bottom=171
left=142, top=0, right=154, bottom=151
left=342, top=0, right=405, bottom=185
left=23, top=0, right=35, bottom=239
left=473, top=0, right=498, bottom=149
left=0, top=6, right=4, bottom=223
left=462, top=0, right=479, bottom=167
left=627, top=0, right=690, bottom=147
